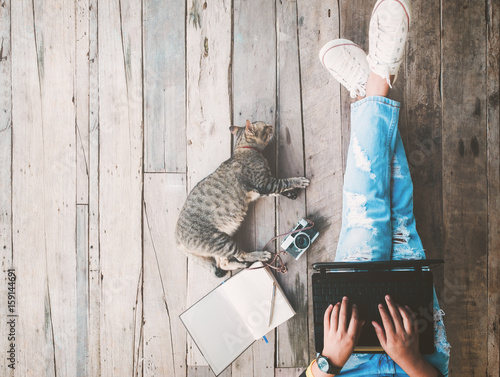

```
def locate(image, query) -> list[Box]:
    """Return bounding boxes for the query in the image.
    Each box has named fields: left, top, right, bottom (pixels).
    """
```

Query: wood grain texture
left=12, top=0, right=77, bottom=375
left=275, top=0, right=309, bottom=368
left=88, top=0, right=100, bottom=375
left=0, top=0, right=12, bottom=375
left=441, top=0, right=488, bottom=375
left=339, top=0, right=371, bottom=170
left=402, top=0, right=444, bottom=299
left=98, top=0, right=143, bottom=375
left=487, top=0, right=500, bottom=375
left=76, top=0, right=90, bottom=204
left=143, top=173, right=188, bottom=377
left=232, top=0, right=276, bottom=375
left=76, top=205, right=89, bottom=377
left=275, top=367, right=306, bottom=377
left=402, top=0, right=443, bottom=236
left=188, top=366, right=232, bottom=377
left=185, top=0, right=232, bottom=370
left=296, top=0, right=342, bottom=361
left=144, top=0, right=186, bottom=173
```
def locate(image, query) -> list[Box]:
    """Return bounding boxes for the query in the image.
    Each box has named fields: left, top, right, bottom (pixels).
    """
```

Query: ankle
left=365, top=72, right=393, bottom=97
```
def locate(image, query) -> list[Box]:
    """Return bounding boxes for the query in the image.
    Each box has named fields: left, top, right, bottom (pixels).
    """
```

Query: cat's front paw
left=252, top=250, right=273, bottom=262
left=292, top=177, right=310, bottom=189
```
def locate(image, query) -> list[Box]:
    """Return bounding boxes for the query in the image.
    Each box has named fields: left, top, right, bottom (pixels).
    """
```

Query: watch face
left=317, top=356, right=330, bottom=372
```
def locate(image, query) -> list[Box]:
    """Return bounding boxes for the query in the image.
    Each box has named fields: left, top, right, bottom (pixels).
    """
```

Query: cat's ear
left=229, top=126, right=240, bottom=135
left=245, top=120, right=255, bottom=136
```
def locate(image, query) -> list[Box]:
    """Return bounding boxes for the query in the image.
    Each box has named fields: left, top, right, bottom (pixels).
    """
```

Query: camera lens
left=294, top=233, right=310, bottom=250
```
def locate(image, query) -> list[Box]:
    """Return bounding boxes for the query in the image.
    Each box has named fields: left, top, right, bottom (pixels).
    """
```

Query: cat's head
left=229, top=120, right=274, bottom=151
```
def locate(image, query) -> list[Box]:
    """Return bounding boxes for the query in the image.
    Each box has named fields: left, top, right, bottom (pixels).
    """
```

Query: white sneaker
left=367, top=0, right=411, bottom=86
left=319, top=39, right=370, bottom=98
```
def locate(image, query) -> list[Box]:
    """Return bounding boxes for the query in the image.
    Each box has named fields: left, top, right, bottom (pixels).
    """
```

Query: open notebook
left=180, top=262, right=295, bottom=375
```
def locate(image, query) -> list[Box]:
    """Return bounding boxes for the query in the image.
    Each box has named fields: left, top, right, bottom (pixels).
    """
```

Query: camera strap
left=246, top=220, right=315, bottom=274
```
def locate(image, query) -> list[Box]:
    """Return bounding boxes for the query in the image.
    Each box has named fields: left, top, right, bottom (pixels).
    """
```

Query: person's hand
left=372, top=295, right=438, bottom=377
left=321, top=296, right=364, bottom=369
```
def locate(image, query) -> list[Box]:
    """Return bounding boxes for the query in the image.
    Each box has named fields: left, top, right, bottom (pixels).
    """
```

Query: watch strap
left=318, top=354, right=343, bottom=374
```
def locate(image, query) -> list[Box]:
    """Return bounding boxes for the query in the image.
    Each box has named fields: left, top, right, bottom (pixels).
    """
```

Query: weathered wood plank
left=487, top=0, right=500, bottom=375
left=401, top=0, right=444, bottom=292
left=76, top=0, right=90, bottom=204
left=275, top=367, right=305, bottom=377
left=12, top=0, right=77, bottom=375
left=98, top=0, right=143, bottom=375
left=188, top=366, right=232, bottom=377
left=144, top=0, right=186, bottom=173
left=0, top=0, right=12, bottom=375
left=442, top=0, right=488, bottom=374
left=275, top=0, right=308, bottom=368
left=88, top=0, right=100, bottom=375
left=296, top=0, right=342, bottom=361
left=232, top=0, right=276, bottom=375
left=339, top=0, right=371, bottom=170
left=76, top=205, right=89, bottom=377
left=185, top=0, right=232, bottom=370
left=143, top=173, right=188, bottom=377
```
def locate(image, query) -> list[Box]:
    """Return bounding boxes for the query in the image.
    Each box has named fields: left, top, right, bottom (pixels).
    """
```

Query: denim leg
left=335, top=96, right=399, bottom=262
left=390, top=131, right=426, bottom=260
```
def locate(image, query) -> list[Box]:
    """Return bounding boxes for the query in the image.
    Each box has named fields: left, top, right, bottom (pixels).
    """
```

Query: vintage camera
left=281, top=219, right=319, bottom=260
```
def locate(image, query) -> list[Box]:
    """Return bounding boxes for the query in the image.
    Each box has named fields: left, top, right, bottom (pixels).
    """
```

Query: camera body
left=281, top=219, right=319, bottom=260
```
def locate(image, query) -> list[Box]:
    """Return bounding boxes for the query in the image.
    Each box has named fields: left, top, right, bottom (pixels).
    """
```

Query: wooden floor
left=0, top=0, right=499, bottom=376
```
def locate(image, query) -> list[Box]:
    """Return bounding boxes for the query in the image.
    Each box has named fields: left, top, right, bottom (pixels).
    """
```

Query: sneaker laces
left=332, top=49, right=368, bottom=98
left=370, top=15, right=406, bottom=86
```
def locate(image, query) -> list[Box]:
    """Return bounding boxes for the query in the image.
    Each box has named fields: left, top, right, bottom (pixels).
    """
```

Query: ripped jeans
left=334, top=97, right=450, bottom=376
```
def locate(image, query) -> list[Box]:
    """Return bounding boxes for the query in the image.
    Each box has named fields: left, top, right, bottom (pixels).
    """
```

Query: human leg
left=334, top=93, right=399, bottom=262
left=390, top=131, right=426, bottom=260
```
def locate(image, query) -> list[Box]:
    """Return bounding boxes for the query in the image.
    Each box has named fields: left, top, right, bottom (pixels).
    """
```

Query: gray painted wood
left=275, top=0, right=309, bottom=368
left=296, top=0, right=342, bottom=361
left=143, top=173, right=188, bottom=377
left=232, top=0, right=277, bottom=375
left=188, top=366, right=232, bottom=377
left=76, top=0, right=90, bottom=205
left=339, top=0, right=371, bottom=171
left=88, top=0, right=100, bottom=375
left=275, top=368, right=306, bottom=377
left=12, top=0, right=77, bottom=375
left=0, top=0, right=12, bottom=375
left=76, top=205, right=89, bottom=377
left=144, top=0, right=186, bottom=173
left=98, top=0, right=143, bottom=375
left=442, top=0, right=488, bottom=374
left=3, top=0, right=499, bottom=375
left=185, top=0, right=232, bottom=370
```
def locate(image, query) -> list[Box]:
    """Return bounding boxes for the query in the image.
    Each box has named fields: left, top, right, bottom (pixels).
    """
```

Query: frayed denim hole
left=352, top=133, right=376, bottom=180
left=341, top=241, right=374, bottom=261
left=344, top=191, right=376, bottom=234
left=434, top=308, right=451, bottom=357
left=391, top=155, right=404, bottom=179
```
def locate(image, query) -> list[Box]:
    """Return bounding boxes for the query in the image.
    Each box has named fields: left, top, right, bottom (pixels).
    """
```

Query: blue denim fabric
left=334, top=97, right=450, bottom=376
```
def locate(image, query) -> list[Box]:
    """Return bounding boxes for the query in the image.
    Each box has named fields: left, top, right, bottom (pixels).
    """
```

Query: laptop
left=312, top=259, right=443, bottom=354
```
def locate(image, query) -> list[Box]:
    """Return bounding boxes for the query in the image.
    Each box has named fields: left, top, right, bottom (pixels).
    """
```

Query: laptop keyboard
left=312, top=271, right=434, bottom=353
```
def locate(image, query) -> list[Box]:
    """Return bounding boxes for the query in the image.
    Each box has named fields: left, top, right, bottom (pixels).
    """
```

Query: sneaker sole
left=371, top=0, right=412, bottom=25
left=319, top=39, right=366, bottom=69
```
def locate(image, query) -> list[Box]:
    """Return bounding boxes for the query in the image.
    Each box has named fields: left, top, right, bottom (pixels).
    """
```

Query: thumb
left=372, top=321, right=387, bottom=346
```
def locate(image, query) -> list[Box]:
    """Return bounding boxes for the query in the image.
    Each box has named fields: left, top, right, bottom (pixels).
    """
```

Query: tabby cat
left=175, top=120, right=310, bottom=277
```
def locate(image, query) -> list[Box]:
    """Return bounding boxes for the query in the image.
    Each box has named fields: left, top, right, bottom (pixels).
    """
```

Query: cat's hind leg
left=234, top=250, right=273, bottom=263
left=218, top=257, right=251, bottom=270
left=189, top=254, right=228, bottom=278
left=209, top=231, right=273, bottom=264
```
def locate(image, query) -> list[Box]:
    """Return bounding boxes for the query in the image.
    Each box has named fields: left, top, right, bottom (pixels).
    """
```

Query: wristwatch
left=316, top=354, right=343, bottom=375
